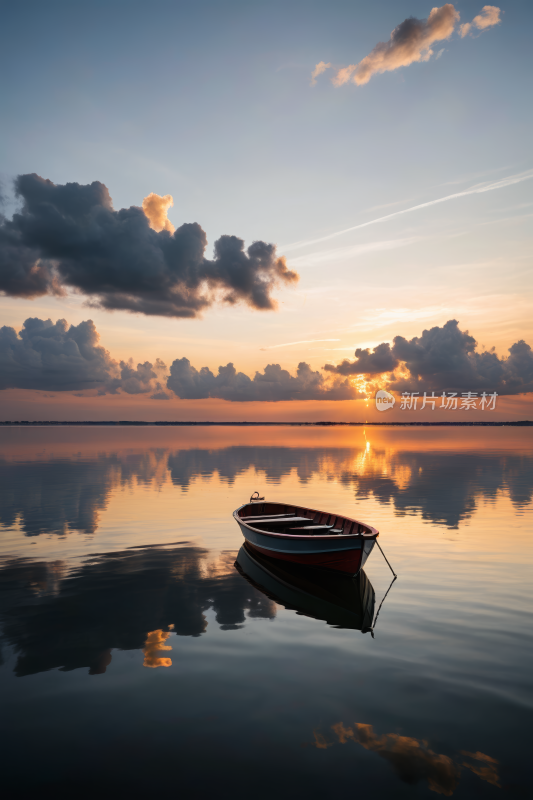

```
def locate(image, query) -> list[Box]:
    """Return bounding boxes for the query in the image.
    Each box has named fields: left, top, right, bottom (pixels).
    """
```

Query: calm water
left=0, top=426, right=532, bottom=799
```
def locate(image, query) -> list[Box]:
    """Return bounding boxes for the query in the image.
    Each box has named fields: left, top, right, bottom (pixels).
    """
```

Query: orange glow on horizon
left=1, top=388, right=532, bottom=424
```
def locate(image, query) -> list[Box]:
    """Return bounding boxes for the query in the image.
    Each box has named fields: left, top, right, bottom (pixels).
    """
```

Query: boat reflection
left=235, top=542, right=375, bottom=632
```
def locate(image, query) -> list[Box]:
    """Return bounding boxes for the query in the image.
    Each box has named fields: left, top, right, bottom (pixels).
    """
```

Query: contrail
left=281, top=168, right=533, bottom=253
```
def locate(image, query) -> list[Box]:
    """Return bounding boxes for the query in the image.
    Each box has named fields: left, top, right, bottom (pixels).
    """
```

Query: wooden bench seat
left=244, top=513, right=295, bottom=521
left=248, top=516, right=312, bottom=526
left=289, top=525, right=334, bottom=533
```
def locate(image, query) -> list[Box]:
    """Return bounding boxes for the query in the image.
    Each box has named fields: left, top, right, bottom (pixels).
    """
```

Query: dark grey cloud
left=0, top=317, right=118, bottom=392
left=0, top=315, right=358, bottom=400
left=6, top=316, right=531, bottom=401
left=324, top=342, right=398, bottom=376
left=106, top=358, right=168, bottom=396
left=150, top=385, right=171, bottom=400
left=390, top=320, right=533, bottom=394
left=0, top=173, right=298, bottom=317
left=167, top=357, right=360, bottom=402
left=0, top=316, right=167, bottom=395
left=325, top=320, right=533, bottom=396
left=116, top=360, right=158, bottom=394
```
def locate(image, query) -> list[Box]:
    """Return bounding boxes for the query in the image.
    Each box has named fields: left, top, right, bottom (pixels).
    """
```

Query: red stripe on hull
left=247, top=542, right=363, bottom=575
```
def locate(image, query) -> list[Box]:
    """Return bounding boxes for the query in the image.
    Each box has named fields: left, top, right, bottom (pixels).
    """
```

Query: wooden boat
left=235, top=543, right=375, bottom=632
left=233, top=495, right=378, bottom=575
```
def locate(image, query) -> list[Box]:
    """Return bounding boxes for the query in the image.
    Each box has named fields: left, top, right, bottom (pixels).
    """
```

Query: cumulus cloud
left=310, top=61, right=331, bottom=86
left=324, top=342, right=398, bottom=376
left=460, top=5, right=501, bottom=37
left=333, top=4, right=459, bottom=87
left=0, top=174, right=298, bottom=318
left=325, top=320, right=533, bottom=396
left=0, top=316, right=168, bottom=396
left=142, top=192, right=175, bottom=233
left=150, top=387, right=171, bottom=400
left=389, top=321, right=533, bottom=395
left=167, top=357, right=361, bottom=402
left=0, top=317, right=119, bottom=392
left=5, top=316, right=532, bottom=403
left=0, top=315, right=361, bottom=402
left=105, top=357, right=168, bottom=396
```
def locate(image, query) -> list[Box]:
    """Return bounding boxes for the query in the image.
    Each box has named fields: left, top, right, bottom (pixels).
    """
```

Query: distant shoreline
left=1, top=421, right=532, bottom=427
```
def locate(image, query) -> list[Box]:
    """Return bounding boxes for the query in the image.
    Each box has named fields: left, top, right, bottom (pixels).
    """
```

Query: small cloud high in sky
left=332, top=3, right=459, bottom=87
left=313, top=4, right=502, bottom=88
left=310, top=61, right=331, bottom=86
left=460, top=5, right=502, bottom=38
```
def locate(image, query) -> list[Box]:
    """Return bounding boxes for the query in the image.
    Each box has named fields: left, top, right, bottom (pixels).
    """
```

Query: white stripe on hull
left=238, top=521, right=365, bottom=555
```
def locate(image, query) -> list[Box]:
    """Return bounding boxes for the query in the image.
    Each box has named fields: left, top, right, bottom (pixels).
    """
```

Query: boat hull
left=235, top=515, right=377, bottom=575
left=243, top=539, right=364, bottom=573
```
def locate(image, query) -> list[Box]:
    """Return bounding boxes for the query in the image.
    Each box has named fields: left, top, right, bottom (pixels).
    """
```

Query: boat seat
left=244, top=513, right=295, bottom=521
left=289, top=524, right=334, bottom=533
left=249, top=516, right=312, bottom=526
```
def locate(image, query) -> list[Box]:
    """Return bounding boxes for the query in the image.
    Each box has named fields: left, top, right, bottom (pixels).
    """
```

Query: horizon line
left=1, top=420, right=531, bottom=427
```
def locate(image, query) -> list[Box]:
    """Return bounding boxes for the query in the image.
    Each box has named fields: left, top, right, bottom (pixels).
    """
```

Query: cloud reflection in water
left=0, top=545, right=275, bottom=677
left=313, top=722, right=500, bottom=796
left=0, top=541, right=379, bottom=678
left=1, top=442, right=532, bottom=536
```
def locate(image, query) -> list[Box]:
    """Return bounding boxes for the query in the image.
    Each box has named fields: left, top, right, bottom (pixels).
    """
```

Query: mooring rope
left=369, top=538, right=398, bottom=638
left=370, top=573, right=397, bottom=638
left=375, top=539, right=397, bottom=578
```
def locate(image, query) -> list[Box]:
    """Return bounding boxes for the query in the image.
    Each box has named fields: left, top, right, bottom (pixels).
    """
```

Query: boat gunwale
left=233, top=502, right=379, bottom=541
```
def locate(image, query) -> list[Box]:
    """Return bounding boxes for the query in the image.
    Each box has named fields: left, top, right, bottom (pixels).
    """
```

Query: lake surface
left=0, top=426, right=532, bottom=799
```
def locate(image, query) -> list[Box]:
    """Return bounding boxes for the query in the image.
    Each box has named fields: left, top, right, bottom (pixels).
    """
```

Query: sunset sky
left=1, top=0, right=532, bottom=421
